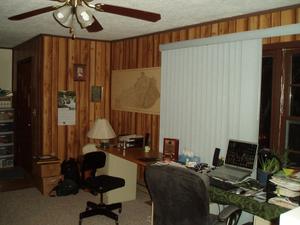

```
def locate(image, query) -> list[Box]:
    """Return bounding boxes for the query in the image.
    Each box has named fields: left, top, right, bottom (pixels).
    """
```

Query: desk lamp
left=87, top=118, right=116, bottom=148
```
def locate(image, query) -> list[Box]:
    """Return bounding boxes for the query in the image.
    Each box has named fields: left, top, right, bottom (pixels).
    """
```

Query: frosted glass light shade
left=53, top=5, right=73, bottom=28
left=76, top=5, right=94, bottom=28
left=87, top=118, right=116, bottom=140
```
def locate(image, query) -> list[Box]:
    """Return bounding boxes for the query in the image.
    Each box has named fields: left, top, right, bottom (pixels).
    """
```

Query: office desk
left=209, top=186, right=288, bottom=222
left=98, top=147, right=160, bottom=204
left=94, top=146, right=287, bottom=222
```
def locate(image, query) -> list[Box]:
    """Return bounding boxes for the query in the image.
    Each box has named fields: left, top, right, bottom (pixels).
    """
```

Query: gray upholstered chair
left=145, top=163, right=242, bottom=225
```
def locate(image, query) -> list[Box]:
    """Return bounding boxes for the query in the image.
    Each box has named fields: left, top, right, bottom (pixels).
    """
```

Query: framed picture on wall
left=74, top=64, right=86, bottom=81
left=91, top=86, right=102, bottom=102
left=163, top=138, right=179, bottom=161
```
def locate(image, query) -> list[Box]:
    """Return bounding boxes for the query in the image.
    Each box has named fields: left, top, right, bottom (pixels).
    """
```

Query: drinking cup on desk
left=144, top=146, right=150, bottom=152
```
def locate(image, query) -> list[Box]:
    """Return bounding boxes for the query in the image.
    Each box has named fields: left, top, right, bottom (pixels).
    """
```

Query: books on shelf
left=0, top=96, right=12, bottom=108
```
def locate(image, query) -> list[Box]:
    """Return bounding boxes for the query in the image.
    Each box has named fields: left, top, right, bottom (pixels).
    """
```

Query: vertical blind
left=160, top=39, right=262, bottom=164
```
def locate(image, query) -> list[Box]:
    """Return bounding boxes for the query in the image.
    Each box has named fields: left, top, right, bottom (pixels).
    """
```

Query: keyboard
left=209, top=177, right=237, bottom=190
left=208, top=166, right=250, bottom=183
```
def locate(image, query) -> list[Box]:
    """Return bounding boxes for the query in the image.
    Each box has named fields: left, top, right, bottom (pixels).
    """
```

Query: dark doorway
left=15, top=58, right=33, bottom=173
left=259, top=57, right=273, bottom=149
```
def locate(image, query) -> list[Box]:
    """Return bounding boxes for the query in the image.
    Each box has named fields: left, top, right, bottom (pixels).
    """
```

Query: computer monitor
left=225, top=139, right=258, bottom=170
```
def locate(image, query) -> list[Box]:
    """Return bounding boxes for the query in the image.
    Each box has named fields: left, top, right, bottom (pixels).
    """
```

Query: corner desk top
left=100, top=147, right=288, bottom=221
left=101, top=147, right=162, bottom=166
left=209, top=186, right=288, bottom=221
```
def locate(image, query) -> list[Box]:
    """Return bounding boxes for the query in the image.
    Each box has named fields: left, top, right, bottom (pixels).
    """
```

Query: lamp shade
left=53, top=5, right=73, bottom=28
left=87, top=118, right=116, bottom=140
left=76, top=5, right=94, bottom=28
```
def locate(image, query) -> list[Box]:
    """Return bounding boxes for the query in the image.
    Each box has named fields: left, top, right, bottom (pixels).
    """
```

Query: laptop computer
left=208, top=139, right=258, bottom=182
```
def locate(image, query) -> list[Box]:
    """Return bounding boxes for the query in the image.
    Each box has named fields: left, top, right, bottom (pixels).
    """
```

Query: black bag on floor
left=55, top=179, right=79, bottom=196
left=61, top=158, right=80, bottom=186
left=49, top=158, right=80, bottom=196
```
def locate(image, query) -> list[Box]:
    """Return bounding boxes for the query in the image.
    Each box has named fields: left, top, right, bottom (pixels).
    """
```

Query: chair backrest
left=81, top=151, right=106, bottom=177
left=82, top=143, right=98, bottom=155
left=145, top=163, right=209, bottom=225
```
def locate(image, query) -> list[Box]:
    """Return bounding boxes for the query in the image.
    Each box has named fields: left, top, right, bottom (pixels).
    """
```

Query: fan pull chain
left=69, top=14, right=76, bottom=39
left=70, top=27, right=76, bottom=39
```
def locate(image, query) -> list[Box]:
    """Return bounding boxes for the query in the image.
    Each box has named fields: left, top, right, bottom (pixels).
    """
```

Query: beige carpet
left=0, top=187, right=152, bottom=225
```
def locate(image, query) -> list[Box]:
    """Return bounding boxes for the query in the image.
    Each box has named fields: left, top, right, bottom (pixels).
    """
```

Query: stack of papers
left=268, top=171, right=300, bottom=209
left=268, top=197, right=299, bottom=209
left=270, top=172, right=300, bottom=191
left=275, top=187, right=300, bottom=198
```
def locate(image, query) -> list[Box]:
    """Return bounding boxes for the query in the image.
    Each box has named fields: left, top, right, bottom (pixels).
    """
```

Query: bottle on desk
left=144, top=133, right=151, bottom=152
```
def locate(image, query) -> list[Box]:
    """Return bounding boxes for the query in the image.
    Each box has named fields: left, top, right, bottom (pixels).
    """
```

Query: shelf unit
left=0, top=97, right=14, bottom=168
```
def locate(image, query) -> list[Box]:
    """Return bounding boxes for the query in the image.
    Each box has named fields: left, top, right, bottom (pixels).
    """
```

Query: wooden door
left=15, top=58, right=33, bottom=172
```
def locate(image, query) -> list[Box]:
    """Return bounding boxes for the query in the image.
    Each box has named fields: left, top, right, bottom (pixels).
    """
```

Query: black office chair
left=79, top=151, right=125, bottom=225
left=145, top=163, right=242, bottom=225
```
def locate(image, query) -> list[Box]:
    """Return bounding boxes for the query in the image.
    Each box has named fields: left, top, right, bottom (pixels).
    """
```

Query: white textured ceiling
left=0, top=0, right=300, bottom=48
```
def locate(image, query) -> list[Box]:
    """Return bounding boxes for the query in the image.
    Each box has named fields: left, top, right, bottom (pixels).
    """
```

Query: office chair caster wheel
left=115, top=221, right=119, bottom=225
left=118, top=207, right=122, bottom=213
left=79, top=219, right=82, bottom=225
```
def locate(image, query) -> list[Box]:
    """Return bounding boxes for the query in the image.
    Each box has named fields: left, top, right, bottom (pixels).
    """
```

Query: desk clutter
left=209, top=175, right=264, bottom=196
left=195, top=163, right=300, bottom=209
left=267, top=170, right=300, bottom=209
left=118, top=134, right=145, bottom=149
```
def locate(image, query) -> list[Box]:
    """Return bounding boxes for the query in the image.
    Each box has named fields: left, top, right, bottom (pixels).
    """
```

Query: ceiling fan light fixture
left=53, top=5, right=73, bottom=28
left=76, top=5, right=94, bottom=28
left=9, top=1, right=161, bottom=39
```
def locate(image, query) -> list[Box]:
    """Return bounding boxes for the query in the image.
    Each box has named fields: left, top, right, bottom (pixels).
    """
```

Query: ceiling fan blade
left=8, top=6, right=57, bottom=20
left=95, top=3, right=161, bottom=22
left=86, top=16, right=103, bottom=32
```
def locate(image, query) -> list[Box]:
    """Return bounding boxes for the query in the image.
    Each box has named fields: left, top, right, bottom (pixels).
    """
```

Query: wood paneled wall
left=111, top=5, right=300, bottom=152
left=14, top=35, right=111, bottom=161
left=42, top=36, right=111, bottom=160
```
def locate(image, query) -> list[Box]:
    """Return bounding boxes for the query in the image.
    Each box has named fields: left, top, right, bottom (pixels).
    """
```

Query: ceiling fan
left=8, top=0, right=161, bottom=38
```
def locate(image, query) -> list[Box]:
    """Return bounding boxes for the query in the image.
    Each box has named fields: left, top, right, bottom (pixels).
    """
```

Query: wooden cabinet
left=35, top=176, right=61, bottom=196
left=0, top=98, right=14, bottom=168
left=33, top=158, right=61, bottom=195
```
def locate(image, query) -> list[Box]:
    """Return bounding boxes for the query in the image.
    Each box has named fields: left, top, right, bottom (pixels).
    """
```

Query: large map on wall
left=111, top=67, right=160, bottom=115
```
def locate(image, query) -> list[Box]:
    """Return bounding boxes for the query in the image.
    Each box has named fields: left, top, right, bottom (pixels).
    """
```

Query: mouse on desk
left=194, top=163, right=208, bottom=172
left=234, top=188, right=246, bottom=195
